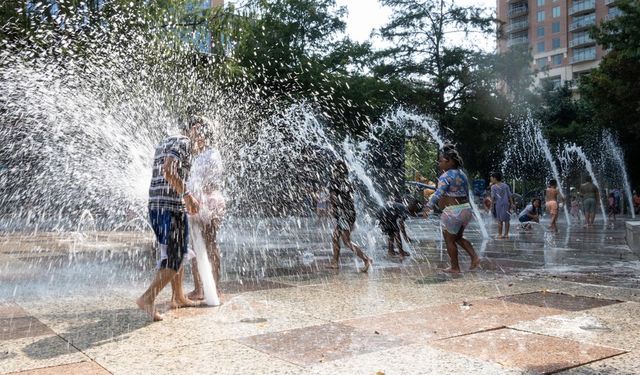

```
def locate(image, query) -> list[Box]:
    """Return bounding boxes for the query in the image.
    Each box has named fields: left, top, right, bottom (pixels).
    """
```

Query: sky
left=336, top=0, right=497, bottom=51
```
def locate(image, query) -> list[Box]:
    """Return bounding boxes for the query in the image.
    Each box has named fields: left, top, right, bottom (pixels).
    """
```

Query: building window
left=537, top=11, right=545, bottom=22
left=537, top=0, right=545, bottom=6
left=536, top=57, right=548, bottom=69
left=552, top=54, right=563, bottom=65
left=549, top=76, right=562, bottom=88
left=552, top=38, right=561, bottom=49
left=537, top=41, right=545, bottom=52
left=537, top=26, right=545, bottom=37
left=552, top=22, right=560, bottom=33
left=553, top=6, right=561, bottom=18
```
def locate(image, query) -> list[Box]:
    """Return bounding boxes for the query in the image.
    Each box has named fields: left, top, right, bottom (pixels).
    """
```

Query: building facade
left=497, top=0, right=623, bottom=88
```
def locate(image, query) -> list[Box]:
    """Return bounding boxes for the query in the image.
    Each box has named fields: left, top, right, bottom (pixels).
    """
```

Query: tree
left=580, top=0, right=640, bottom=185
left=374, top=0, right=495, bottom=124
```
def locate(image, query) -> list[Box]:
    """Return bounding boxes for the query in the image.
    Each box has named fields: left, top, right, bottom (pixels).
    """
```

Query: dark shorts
left=379, top=220, right=400, bottom=236
left=149, top=208, right=189, bottom=271
left=583, top=198, right=596, bottom=214
left=335, top=211, right=356, bottom=231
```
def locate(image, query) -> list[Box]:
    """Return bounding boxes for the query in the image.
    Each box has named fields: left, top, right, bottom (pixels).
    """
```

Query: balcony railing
left=507, top=36, right=529, bottom=47
left=508, top=5, right=528, bottom=18
left=569, top=0, right=596, bottom=16
left=605, top=0, right=616, bottom=6
left=605, top=9, right=623, bottom=20
left=569, top=35, right=596, bottom=48
left=569, top=16, right=597, bottom=32
left=571, top=48, right=597, bottom=64
left=507, top=20, right=529, bottom=33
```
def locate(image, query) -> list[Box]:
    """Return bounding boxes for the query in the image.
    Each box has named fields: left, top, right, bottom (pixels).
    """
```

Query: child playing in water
left=570, top=195, right=581, bottom=223
left=608, top=192, right=617, bottom=222
left=545, top=179, right=562, bottom=232
left=328, top=160, right=372, bottom=272
left=377, top=197, right=412, bottom=257
left=519, top=198, right=541, bottom=230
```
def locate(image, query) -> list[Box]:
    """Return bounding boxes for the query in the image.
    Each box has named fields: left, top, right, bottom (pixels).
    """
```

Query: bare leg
left=205, top=222, right=222, bottom=296
left=187, top=258, right=204, bottom=300
left=387, top=236, right=397, bottom=256
left=136, top=268, right=176, bottom=321
left=341, top=230, right=371, bottom=272
left=497, top=221, right=503, bottom=238
left=170, top=266, right=199, bottom=309
left=442, top=230, right=461, bottom=273
left=329, top=227, right=341, bottom=268
left=504, top=221, right=510, bottom=238
left=455, top=227, right=480, bottom=270
left=396, top=232, right=409, bottom=256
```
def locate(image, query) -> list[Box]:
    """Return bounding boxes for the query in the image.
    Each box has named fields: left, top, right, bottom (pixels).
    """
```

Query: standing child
left=490, top=172, right=513, bottom=239
left=545, top=179, right=562, bottom=232
left=570, top=195, right=581, bottom=223
left=608, top=192, right=617, bottom=222
left=377, top=198, right=412, bottom=257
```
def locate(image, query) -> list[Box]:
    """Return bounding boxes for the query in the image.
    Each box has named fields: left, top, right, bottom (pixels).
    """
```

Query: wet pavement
left=1, top=214, right=640, bottom=374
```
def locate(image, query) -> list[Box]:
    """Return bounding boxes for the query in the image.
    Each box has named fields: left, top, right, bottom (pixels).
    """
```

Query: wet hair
left=585, top=176, right=593, bottom=183
left=548, top=179, right=557, bottom=187
left=183, top=114, right=211, bottom=135
left=532, top=198, right=542, bottom=205
left=490, top=171, right=503, bottom=181
left=440, top=146, right=464, bottom=168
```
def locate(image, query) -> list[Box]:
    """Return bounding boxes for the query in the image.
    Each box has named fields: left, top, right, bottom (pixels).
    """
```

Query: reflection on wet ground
left=1, top=215, right=639, bottom=374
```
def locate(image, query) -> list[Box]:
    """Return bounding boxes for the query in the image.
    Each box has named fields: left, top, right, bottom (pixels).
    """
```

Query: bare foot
left=399, top=250, right=410, bottom=257
left=388, top=251, right=399, bottom=257
left=327, top=260, right=340, bottom=269
left=470, top=257, right=481, bottom=270
left=187, top=290, right=205, bottom=301
left=442, top=267, right=461, bottom=274
left=360, top=258, right=372, bottom=273
left=136, top=297, right=163, bottom=322
left=170, top=298, right=201, bottom=309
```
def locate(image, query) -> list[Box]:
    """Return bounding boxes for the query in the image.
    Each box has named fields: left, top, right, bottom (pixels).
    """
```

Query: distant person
left=186, top=145, right=225, bottom=301
left=570, top=195, right=582, bottom=223
left=423, top=145, right=480, bottom=274
left=633, top=191, right=640, bottom=215
left=580, top=177, right=599, bottom=227
left=377, top=197, right=411, bottom=257
left=608, top=192, right=618, bottom=222
left=545, top=179, right=562, bottom=232
left=483, top=188, right=492, bottom=213
left=137, top=115, right=208, bottom=322
left=328, top=160, right=372, bottom=272
left=518, top=198, right=541, bottom=230
left=490, top=172, right=513, bottom=239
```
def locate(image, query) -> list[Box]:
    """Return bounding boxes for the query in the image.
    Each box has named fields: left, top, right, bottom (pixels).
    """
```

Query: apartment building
left=497, top=0, right=623, bottom=88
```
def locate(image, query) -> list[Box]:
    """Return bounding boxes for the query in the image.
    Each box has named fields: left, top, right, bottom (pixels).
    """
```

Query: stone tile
left=0, top=316, right=54, bottom=341
left=429, top=328, right=625, bottom=374
left=236, top=322, right=406, bottom=366
left=495, top=292, right=623, bottom=311
left=309, top=343, right=521, bottom=375
left=94, top=340, right=304, bottom=375
left=511, top=302, right=640, bottom=351
left=3, top=361, right=110, bottom=375
left=561, top=283, right=640, bottom=303
left=557, top=350, right=640, bottom=375
left=342, top=299, right=564, bottom=343
left=245, top=281, right=471, bottom=321
left=0, top=335, right=89, bottom=374
left=80, top=296, right=326, bottom=361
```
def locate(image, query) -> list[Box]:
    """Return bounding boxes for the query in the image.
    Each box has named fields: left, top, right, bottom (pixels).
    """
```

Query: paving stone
left=429, top=328, right=626, bottom=374
left=342, top=299, right=564, bottom=343
left=495, top=292, right=623, bottom=311
left=236, top=322, right=406, bottom=366
left=3, top=361, right=110, bottom=375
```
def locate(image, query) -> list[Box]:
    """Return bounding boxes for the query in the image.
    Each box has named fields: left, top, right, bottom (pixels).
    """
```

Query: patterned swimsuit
left=427, top=169, right=473, bottom=234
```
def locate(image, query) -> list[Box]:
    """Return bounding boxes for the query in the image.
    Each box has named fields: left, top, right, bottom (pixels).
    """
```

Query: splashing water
left=603, top=131, right=635, bottom=219
left=560, top=144, right=608, bottom=224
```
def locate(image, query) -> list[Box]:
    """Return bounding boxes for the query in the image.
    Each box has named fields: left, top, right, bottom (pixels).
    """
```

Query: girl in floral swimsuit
left=424, top=146, right=481, bottom=273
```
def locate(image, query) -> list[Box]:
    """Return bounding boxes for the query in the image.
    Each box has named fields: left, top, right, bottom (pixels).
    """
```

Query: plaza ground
left=1, top=215, right=639, bottom=374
